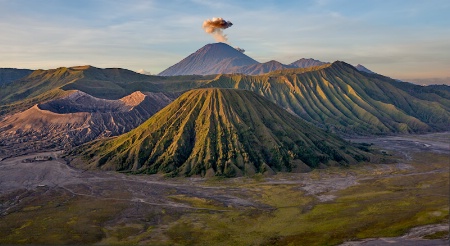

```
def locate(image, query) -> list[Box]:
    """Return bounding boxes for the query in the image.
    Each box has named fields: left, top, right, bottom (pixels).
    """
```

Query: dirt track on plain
left=0, top=132, right=448, bottom=244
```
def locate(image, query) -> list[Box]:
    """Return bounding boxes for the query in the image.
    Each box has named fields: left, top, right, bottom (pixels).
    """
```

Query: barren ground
left=0, top=132, right=448, bottom=245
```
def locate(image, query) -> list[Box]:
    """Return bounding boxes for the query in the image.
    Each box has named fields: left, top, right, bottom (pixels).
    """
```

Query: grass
left=76, top=88, right=369, bottom=176
left=424, top=230, right=449, bottom=239
left=0, top=187, right=129, bottom=245
left=0, top=150, right=448, bottom=245
left=204, top=62, right=450, bottom=134
left=168, top=194, right=227, bottom=210
left=156, top=153, right=449, bottom=246
left=0, top=66, right=213, bottom=116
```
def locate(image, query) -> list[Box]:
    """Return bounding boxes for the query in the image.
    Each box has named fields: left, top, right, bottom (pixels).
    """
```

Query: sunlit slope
left=0, top=67, right=85, bottom=106
left=72, top=88, right=368, bottom=177
left=0, top=65, right=213, bottom=116
left=203, top=61, right=450, bottom=134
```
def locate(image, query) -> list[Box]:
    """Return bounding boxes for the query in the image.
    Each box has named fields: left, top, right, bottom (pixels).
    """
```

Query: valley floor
left=0, top=133, right=449, bottom=245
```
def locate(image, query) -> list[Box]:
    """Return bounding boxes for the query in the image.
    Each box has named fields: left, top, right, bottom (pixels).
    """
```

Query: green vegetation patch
left=1, top=152, right=448, bottom=245
left=0, top=188, right=128, bottom=245
left=156, top=160, right=449, bottom=245
left=168, top=194, right=228, bottom=210
left=423, top=230, right=449, bottom=239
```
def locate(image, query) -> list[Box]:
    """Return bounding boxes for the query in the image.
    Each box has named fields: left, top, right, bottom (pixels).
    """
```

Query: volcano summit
left=158, top=43, right=259, bottom=76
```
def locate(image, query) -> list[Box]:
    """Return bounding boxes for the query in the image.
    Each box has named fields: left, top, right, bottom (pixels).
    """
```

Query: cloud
left=235, top=47, right=245, bottom=53
left=0, top=0, right=449, bottom=79
left=137, top=69, right=152, bottom=75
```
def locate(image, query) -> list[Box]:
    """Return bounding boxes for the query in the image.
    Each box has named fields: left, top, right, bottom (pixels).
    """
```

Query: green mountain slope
left=2, top=61, right=448, bottom=136
left=0, top=68, right=34, bottom=86
left=0, top=65, right=214, bottom=116
left=70, top=88, right=369, bottom=177
left=203, top=62, right=450, bottom=135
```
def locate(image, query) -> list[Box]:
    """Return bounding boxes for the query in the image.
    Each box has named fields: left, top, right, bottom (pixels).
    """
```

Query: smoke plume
left=235, top=47, right=245, bottom=53
left=137, top=69, right=152, bottom=75
left=202, top=17, right=233, bottom=43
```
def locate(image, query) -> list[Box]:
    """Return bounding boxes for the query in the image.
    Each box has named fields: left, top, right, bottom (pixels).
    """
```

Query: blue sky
left=0, top=0, right=449, bottom=80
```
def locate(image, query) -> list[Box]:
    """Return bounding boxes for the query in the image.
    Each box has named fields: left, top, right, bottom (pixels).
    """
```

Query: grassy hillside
left=70, top=89, right=369, bottom=177
left=0, top=66, right=213, bottom=116
left=2, top=62, right=448, bottom=136
left=0, top=68, right=33, bottom=86
left=0, top=67, right=84, bottom=105
left=203, top=62, right=450, bottom=135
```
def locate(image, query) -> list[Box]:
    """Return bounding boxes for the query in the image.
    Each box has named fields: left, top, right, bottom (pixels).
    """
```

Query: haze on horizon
left=0, top=0, right=449, bottom=83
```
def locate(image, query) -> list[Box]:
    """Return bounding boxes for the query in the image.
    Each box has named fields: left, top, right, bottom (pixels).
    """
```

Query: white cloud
left=137, top=69, right=152, bottom=75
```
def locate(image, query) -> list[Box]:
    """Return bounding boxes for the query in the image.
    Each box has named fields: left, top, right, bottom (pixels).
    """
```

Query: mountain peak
left=227, top=60, right=295, bottom=75
left=120, top=91, right=146, bottom=107
left=330, top=61, right=357, bottom=70
left=354, top=64, right=375, bottom=74
left=267, top=60, right=282, bottom=64
left=290, top=58, right=329, bottom=68
left=70, top=65, right=94, bottom=71
left=158, top=43, right=259, bottom=76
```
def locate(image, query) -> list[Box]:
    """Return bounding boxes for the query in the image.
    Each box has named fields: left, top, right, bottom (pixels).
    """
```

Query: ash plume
left=137, top=69, right=152, bottom=75
left=202, top=17, right=233, bottom=43
left=235, top=47, right=245, bottom=53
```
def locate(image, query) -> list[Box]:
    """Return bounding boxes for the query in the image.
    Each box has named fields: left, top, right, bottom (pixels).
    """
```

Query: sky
left=1, top=0, right=449, bottom=81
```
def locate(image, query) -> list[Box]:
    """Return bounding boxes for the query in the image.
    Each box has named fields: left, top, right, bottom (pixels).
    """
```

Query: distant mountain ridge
left=2, top=60, right=449, bottom=138
left=203, top=61, right=450, bottom=135
left=289, top=58, right=329, bottom=68
left=0, top=65, right=213, bottom=116
left=158, top=43, right=329, bottom=76
left=1, top=42, right=449, bottom=149
left=0, top=68, right=34, bottom=86
left=403, top=77, right=450, bottom=86
left=227, top=60, right=296, bottom=75
left=354, top=64, right=375, bottom=74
